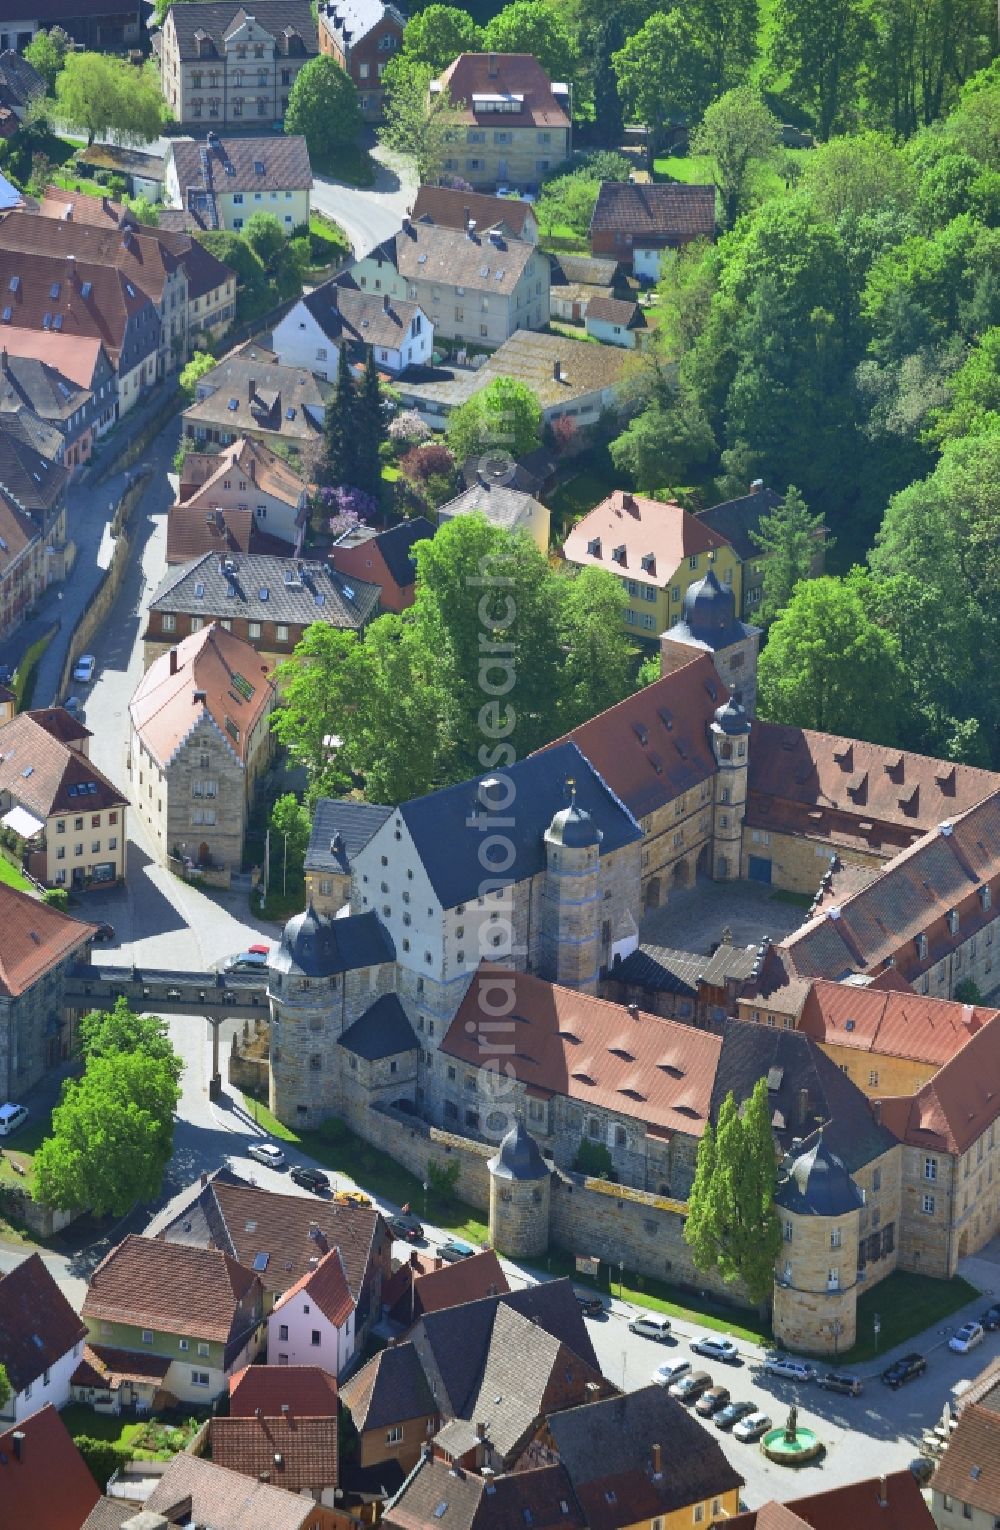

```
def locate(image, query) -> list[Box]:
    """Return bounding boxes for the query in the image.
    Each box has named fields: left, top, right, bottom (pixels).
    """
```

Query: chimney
left=651, top=1442, right=662, bottom=1477
left=627, top=1002, right=639, bottom=1020
left=402, top=214, right=412, bottom=233
left=169, top=647, right=178, bottom=676
left=463, top=206, right=471, bottom=226
left=383, top=293, right=391, bottom=313
left=248, top=377, right=256, bottom=400
left=255, top=1407, right=262, bottom=1418
left=877, top=1476, right=887, bottom=1508
left=488, top=51, right=498, bottom=76
left=409, top=1249, right=420, bottom=1269
left=200, top=1171, right=209, bottom=1186
left=1, top=347, right=7, bottom=373
left=873, top=1099, right=882, bottom=1125
left=466, top=219, right=478, bottom=241
left=552, top=358, right=562, bottom=382
left=249, top=456, right=256, bottom=483
left=796, top=1087, right=809, bottom=1128
left=750, top=478, right=764, bottom=494
left=434, top=1257, right=443, bottom=1271
left=11, top=1430, right=25, bottom=1462
left=476, top=1421, right=487, bottom=1440
left=482, top=1467, right=496, bottom=1494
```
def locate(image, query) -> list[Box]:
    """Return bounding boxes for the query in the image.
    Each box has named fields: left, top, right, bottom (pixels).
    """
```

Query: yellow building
left=562, top=490, right=742, bottom=640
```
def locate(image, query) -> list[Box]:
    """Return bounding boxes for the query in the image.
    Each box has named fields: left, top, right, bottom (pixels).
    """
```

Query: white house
left=0, top=1253, right=87, bottom=1424
left=268, top=1247, right=356, bottom=1377
left=584, top=295, right=647, bottom=350
left=272, top=277, right=432, bottom=380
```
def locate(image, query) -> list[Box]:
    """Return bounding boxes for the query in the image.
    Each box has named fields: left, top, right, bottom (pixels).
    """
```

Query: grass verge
left=0, top=1108, right=52, bottom=1194
left=769, top=889, right=814, bottom=908
left=315, top=144, right=376, bottom=187
left=835, top=1271, right=980, bottom=1366
left=0, top=853, right=32, bottom=892
left=240, top=1093, right=489, bottom=1245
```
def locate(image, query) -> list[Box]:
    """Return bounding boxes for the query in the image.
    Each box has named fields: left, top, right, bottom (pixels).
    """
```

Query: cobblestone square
left=639, top=876, right=811, bottom=955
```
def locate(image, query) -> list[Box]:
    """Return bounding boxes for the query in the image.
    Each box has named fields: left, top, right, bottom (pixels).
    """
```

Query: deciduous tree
left=380, top=57, right=463, bottom=185
left=768, top=0, right=866, bottom=138
left=403, top=5, right=483, bottom=69
left=23, top=26, right=70, bottom=91
left=244, top=211, right=286, bottom=268
left=557, top=568, right=634, bottom=730
left=613, top=13, right=713, bottom=140
left=55, top=54, right=164, bottom=146
left=445, top=377, right=542, bottom=465
left=690, top=88, right=781, bottom=230
left=79, top=998, right=182, bottom=1084
left=179, top=350, right=217, bottom=400
left=483, top=2, right=578, bottom=83
left=285, top=55, right=363, bottom=161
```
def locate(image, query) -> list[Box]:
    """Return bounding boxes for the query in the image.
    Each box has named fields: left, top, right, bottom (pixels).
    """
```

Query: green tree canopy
left=285, top=55, right=363, bottom=161
left=768, top=0, right=865, bottom=139
left=446, top=377, right=542, bottom=465
left=0, top=1364, right=9, bottom=1413
left=403, top=5, right=483, bottom=69
left=35, top=1051, right=180, bottom=1216
left=690, top=88, right=781, bottom=230
left=23, top=26, right=70, bottom=91
left=483, top=2, right=578, bottom=83
left=930, top=328, right=1000, bottom=444
left=179, top=350, right=217, bottom=399
left=55, top=54, right=164, bottom=146
left=270, top=793, right=312, bottom=865
left=556, top=567, right=634, bottom=730
left=244, top=211, right=286, bottom=268
left=750, top=485, right=830, bottom=620
left=78, top=998, right=182, bottom=1084
left=757, top=574, right=905, bottom=744
left=684, top=1079, right=782, bottom=1305
left=379, top=57, right=463, bottom=184
left=613, top=13, right=713, bottom=139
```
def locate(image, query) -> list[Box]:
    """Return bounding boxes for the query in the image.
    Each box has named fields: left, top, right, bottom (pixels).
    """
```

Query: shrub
left=573, top=1138, right=615, bottom=1178
left=72, top=1436, right=133, bottom=1490
left=427, top=1157, right=461, bottom=1200
left=42, top=888, right=69, bottom=911
left=398, top=442, right=456, bottom=485
left=389, top=410, right=431, bottom=449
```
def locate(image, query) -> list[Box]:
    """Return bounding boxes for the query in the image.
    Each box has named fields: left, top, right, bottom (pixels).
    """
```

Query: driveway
left=311, top=144, right=416, bottom=260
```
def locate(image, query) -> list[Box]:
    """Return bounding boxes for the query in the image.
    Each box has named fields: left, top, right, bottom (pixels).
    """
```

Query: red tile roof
left=0, top=208, right=181, bottom=305
left=410, top=185, right=537, bottom=239
left=747, top=722, right=999, bottom=857
left=797, top=980, right=999, bottom=1066
left=272, top=1246, right=354, bottom=1328
left=71, top=1343, right=172, bottom=1390
left=542, top=654, right=727, bottom=821
left=412, top=1249, right=508, bottom=1319
left=445, top=965, right=722, bottom=1138
left=932, top=1404, right=1000, bottom=1516
left=436, top=53, right=570, bottom=129
left=166, top=503, right=258, bottom=563
left=879, top=1015, right=1000, bottom=1154
left=0, top=882, right=97, bottom=998
left=129, top=623, right=275, bottom=769
left=590, top=182, right=716, bottom=241
left=209, top=1414, right=338, bottom=1493
left=84, top=1234, right=261, bottom=1344
left=728, top=1470, right=936, bottom=1529
left=0, top=1252, right=87, bottom=1393
left=229, top=1363, right=338, bottom=1417
left=0, top=1405, right=100, bottom=1530
left=0, top=324, right=107, bottom=390
left=0, top=248, right=151, bottom=365
left=0, top=708, right=128, bottom=819
left=563, top=490, right=730, bottom=588
left=26, top=705, right=93, bottom=749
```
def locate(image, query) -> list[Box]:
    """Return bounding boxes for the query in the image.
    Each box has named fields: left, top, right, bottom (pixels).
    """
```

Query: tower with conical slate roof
left=659, top=565, right=761, bottom=717
left=487, top=1118, right=551, bottom=1257
left=772, top=1131, right=864, bottom=1353
left=538, top=780, right=602, bottom=993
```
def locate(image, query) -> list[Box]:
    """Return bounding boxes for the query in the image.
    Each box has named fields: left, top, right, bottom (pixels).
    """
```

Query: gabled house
left=81, top=1235, right=265, bottom=1404
left=229, top=1361, right=340, bottom=1416
left=169, top=435, right=309, bottom=560
left=0, top=1404, right=101, bottom=1530
left=411, top=185, right=539, bottom=244
left=273, top=275, right=432, bottom=380
left=0, top=50, right=44, bottom=122
left=0, top=880, right=97, bottom=1098
left=327, top=516, right=434, bottom=612
left=732, top=1470, right=935, bottom=1529
left=0, top=423, right=69, bottom=640
left=584, top=294, right=647, bottom=349
left=182, top=355, right=330, bottom=452
left=590, top=182, right=717, bottom=280
left=385, top=1247, right=509, bottom=1328
left=0, top=345, right=99, bottom=473
left=436, top=478, right=549, bottom=552
left=0, top=1253, right=87, bottom=1422
left=318, top=0, right=406, bottom=120
left=433, top=53, right=571, bottom=191
left=209, top=1411, right=340, bottom=1503
left=155, top=3, right=319, bottom=131
left=383, top=1458, right=584, bottom=1530
left=0, top=326, right=118, bottom=442
left=304, top=797, right=393, bottom=913
left=145, top=1450, right=342, bottom=1530
left=164, top=134, right=313, bottom=233
left=268, top=1245, right=356, bottom=1375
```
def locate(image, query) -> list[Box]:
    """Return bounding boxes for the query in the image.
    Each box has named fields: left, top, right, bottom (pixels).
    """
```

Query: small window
left=141, top=1329, right=153, bottom=1344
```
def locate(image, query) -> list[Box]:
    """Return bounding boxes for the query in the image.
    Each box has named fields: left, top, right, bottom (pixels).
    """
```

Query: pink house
left=268, top=1246, right=356, bottom=1378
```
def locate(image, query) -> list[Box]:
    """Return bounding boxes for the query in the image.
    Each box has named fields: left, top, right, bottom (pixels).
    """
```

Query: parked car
left=0, top=1103, right=28, bottom=1137
left=438, top=1239, right=475, bottom=1263
left=980, top=1304, right=1000, bottom=1332
left=290, top=1165, right=330, bottom=1195
left=334, top=1189, right=371, bottom=1209
left=652, top=1358, right=690, bottom=1388
left=72, top=654, right=96, bottom=684
left=764, top=1356, right=816, bottom=1383
left=691, top=1336, right=739, bottom=1363
left=817, top=1371, right=863, bottom=1396
left=733, top=1411, right=772, bottom=1443
left=387, top=1213, right=425, bottom=1241
left=669, top=1370, right=712, bottom=1402
left=695, top=1385, right=731, bottom=1417
left=224, top=950, right=269, bottom=972
left=574, top=1292, right=605, bottom=1316
left=715, top=1400, right=756, bottom=1431
left=247, top=1141, right=285, bottom=1168
left=629, top=1315, right=672, bottom=1342
left=949, top=1322, right=985, bottom=1354
left=90, top=923, right=116, bottom=943
left=881, top=1353, right=926, bottom=1388
left=62, top=695, right=82, bottom=716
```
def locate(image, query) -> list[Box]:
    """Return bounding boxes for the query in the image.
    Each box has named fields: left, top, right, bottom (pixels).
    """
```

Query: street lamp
left=618, top=1259, right=624, bottom=1299
left=423, top=1179, right=429, bottom=1219
left=873, top=1313, right=882, bottom=1353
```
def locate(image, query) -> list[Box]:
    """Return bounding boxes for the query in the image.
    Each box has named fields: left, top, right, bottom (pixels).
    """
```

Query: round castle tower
left=660, top=567, right=761, bottom=717
left=772, top=1133, right=863, bottom=1355
left=710, top=693, right=751, bottom=882
left=267, top=901, right=344, bottom=1128
left=538, top=784, right=603, bottom=993
left=487, top=1119, right=551, bottom=1258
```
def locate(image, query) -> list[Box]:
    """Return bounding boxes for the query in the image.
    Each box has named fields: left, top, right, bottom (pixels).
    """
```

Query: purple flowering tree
left=320, top=483, right=379, bottom=536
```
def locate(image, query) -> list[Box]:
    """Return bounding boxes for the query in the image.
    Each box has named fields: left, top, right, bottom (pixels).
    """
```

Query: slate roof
left=170, top=134, right=312, bottom=195
left=437, top=480, right=546, bottom=535
left=564, top=490, right=729, bottom=589
left=550, top=253, right=624, bottom=289
left=397, top=741, right=642, bottom=909
left=879, top=1018, right=1000, bottom=1155
left=273, top=905, right=395, bottom=978
left=384, top=1460, right=584, bottom=1530
left=272, top=1245, right=355, bottom=1327
left=447, top=966, right=722, bottom=1140
left=0, top=1405, right=101, bottom=1530
left=165, top=1, right=318, bottom=59
left=153, top=1169, right=387, bottom=1301
left=612, top=939, right=758, bottom=996
left=0, top=1253, right=87, bottom=1394
left=0, top=882, right=97, bottom=999
left=373, top=219, right=538, bottom=294
left=0, top=51, right=44, bottom=114
left=338, top=993, right=420, bottom=1059
left=0, top=422, right=68, bottom=512
left=546, top=1385, right=743, bottom=1530
left=146, top=1452, right=322, bottom=1530
left=437, top=54, right=570, bottom=129
left=302, top=274, right=426, bottom=351
left=229, top=1362, right=339, bottom=1417
left=84, top=1235, right=260, bottom=1344
left=0, top=710, right=128, bottom=820
left=209, top=1414, right=338, bottom=1492
left=0, top=351, right=92, bottom=428
left=590, top=182, right=717, bottom=242
left=304, top=797, right=392, bottom=876
left=797, top=979, right=997, bottom=1066
left=129, top=623, right=275, bottom=769
left=340, top=1339, right=436, bottom=1432
left=775, top=1133, right=865, bottom=1217
left=712, top=1018, right=898, bottom=1171
left=544, top=654, right=727, bottom=822
left=0, top=326, right=108, bottom=391
left=411, top=185, right=537, bottom=239
left=148, top=551, right=380, bottom=629
left=727, top=1470, right=936, bottom=1530
left=695, top=485, right=783, bottom=561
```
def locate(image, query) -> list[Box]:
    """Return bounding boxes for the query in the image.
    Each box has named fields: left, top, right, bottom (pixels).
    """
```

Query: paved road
left=311, top=146, right=416, bottom=260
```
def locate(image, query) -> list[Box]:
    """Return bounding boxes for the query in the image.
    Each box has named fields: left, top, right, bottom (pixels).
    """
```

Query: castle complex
left=263, top=572, right=1000, bottom=1354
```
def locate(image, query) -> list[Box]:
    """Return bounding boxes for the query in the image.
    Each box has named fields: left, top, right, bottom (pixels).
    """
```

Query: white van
left=0, top=1103, right=28, bottom=1136
left=629, top=1315, right=672, bottom=1342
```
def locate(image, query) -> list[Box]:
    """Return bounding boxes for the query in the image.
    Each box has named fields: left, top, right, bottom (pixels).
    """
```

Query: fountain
left=761, top=1404, right=824, bottom=1465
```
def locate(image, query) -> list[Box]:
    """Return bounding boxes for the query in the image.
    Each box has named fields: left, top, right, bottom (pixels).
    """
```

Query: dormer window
left=980, top=885, right=992, bottom=912
left=587, top=537, right=601, bottom=558
left=641, top=553, right=655, bottom=574
left=915, top=932, right=928, bottom=960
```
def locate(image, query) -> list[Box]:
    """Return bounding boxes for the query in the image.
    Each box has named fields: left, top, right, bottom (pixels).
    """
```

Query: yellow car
left=334, top=1189, right=372, bottom=1209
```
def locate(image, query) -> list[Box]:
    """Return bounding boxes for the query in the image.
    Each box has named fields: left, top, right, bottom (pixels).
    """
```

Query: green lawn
left=836, top=1271, right=980, bottom=1366
left=52, top=171, right=106, bottom=199
left=0, top=854, right=32, bottom=892
left=547, top=462, right=623, bottom=530
left=241, top=1095, right=489, bottom=1245
left=0, top=1107, right=52, bottom=1194
left=652, top=147, right=810, bottom=203
left=60, top=1406, right=147, bottom=1451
